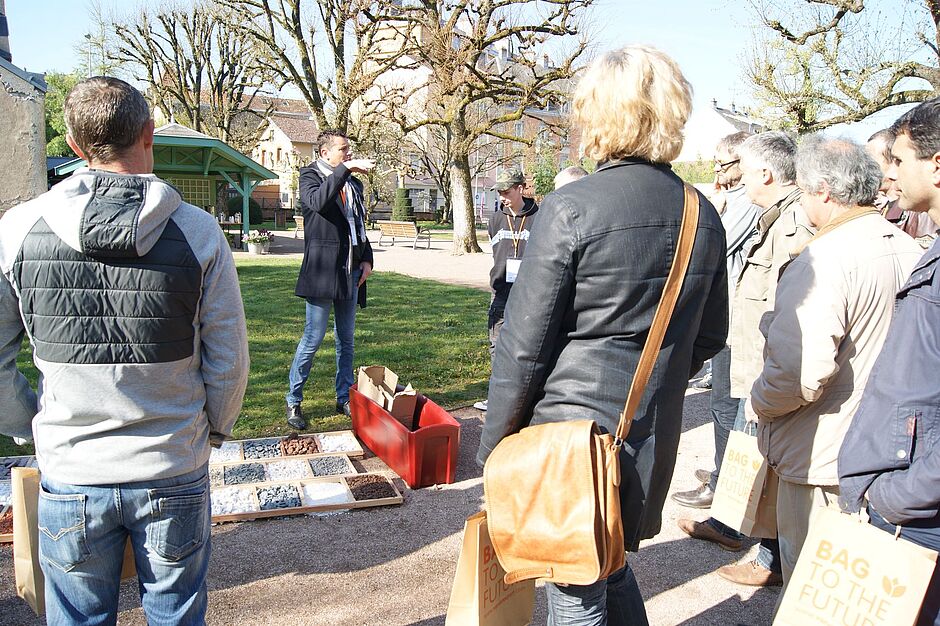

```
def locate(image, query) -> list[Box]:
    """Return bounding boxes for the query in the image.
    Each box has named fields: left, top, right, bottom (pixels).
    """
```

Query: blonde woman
left=477, top=46, right=728, bottom=624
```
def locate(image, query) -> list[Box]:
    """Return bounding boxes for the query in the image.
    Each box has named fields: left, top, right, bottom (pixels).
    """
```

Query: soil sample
left=209, top=466, right=225, bottom=487
left=266, top=459, right=312, bottom=481
left=211, top=486, right=259, bottom=516
left=309, top=456, right=354, bottom=477
left=0, top=508, right=12, bottom=535
left=223, top=463, right=266, bottom=485
left=315, top=432, right=359, bottom=453
left=346, top=475, right=397, bottom=501
left=257, top=484, right=302, bottom=510
left=209, top=442, right=243, bottom=464
left=281, top=433, right=320, bottom=456
left=243, top=438, right=281, bottom=459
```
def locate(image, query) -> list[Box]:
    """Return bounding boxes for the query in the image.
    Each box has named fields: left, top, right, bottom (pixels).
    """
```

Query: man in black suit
left=286, top=130, right=375, bottom=428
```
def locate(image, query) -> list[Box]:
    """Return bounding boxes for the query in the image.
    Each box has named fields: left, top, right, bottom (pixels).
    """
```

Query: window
left=165, top=177, right=211, bottom=208
left=276, top=148, right=282, bottom=164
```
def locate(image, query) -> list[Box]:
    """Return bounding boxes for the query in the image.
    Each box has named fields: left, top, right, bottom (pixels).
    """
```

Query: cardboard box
left=350, top=384, right=461, bottom=488
left=357, top=366, right=418, bottom=429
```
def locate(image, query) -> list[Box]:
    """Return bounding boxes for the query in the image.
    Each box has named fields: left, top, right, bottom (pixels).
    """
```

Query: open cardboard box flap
left=357, top=366, right=418, bottom=428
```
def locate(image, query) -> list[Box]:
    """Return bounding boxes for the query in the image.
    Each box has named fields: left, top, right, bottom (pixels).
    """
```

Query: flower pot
left=247, top=242, right=267, bottom=254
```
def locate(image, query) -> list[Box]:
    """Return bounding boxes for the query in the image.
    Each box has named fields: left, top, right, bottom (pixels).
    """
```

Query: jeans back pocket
left=146, top=477, right=209, bottom=562
left=38, top=488, right=90, bottom=572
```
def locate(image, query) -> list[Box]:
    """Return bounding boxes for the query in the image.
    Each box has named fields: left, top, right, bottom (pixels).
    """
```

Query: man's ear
left=931, top=151, right=940, bottom=187
left=140, top=119, right=155, bottom=150
left=66, top=134, right=88, bottom=162
left=761, top=168, right=773, bottom=186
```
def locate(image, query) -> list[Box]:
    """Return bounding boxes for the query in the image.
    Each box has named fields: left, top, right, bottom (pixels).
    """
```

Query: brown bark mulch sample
left=281, top=433, right=320, bottom=456
left=0, top=509, right=12, bottom=535
left=346, top=475, right=397, bottom=501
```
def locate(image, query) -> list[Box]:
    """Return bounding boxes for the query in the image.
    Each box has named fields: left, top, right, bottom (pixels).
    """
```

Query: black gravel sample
left=223, top=463, right=266, bottom=485
left=243, top=438, right=281, bottom=459
left=346, top=475, right=397, bottom=501
left=309, top=456, right=353, bottom=476
left=209, top=466, right=225, bottom=487
left=257, top=484, right=302, bottom=510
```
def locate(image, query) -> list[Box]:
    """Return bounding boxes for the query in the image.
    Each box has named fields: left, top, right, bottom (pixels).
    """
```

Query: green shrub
left=672, top=160, right=714, bottom=185
left=227, top=195, right=263, bottom=225
left=391, top=187, right=414, bottom=221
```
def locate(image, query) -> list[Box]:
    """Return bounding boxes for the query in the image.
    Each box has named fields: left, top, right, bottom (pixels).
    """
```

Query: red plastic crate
left=349, top=384, right=460, bottom=488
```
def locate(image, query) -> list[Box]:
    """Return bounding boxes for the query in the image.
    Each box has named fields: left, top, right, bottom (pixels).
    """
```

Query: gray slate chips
left=257, top=484, right=302, bottom=510
left=224, top=463, right=266, bottom=485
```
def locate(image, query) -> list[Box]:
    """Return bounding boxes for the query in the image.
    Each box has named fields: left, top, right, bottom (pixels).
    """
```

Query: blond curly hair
left=573, top=45, right=692, bottom=164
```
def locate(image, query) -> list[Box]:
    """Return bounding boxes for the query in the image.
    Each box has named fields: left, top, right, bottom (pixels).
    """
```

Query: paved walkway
left=0, top=233, right=779, bottom=625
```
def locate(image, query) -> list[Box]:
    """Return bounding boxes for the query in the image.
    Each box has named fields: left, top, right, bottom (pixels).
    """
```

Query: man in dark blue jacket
left=286, top=130, right=375, bottom=429
left=839, top=98, right=940, bottom=626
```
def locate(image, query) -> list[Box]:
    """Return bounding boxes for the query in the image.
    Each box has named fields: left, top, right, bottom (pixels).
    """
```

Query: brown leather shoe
left=677, top=519, right=744, bottom=551
left=717, top=560, right=783, bottom=587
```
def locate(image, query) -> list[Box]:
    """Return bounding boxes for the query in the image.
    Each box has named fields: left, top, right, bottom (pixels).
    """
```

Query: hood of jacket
left=496, top=196, right=538, bottom=219
left=46, top=168, right=182, bottom=259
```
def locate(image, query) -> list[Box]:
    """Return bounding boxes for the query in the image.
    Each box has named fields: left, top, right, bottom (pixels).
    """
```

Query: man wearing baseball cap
left=474, top=170, right=539, bottom=411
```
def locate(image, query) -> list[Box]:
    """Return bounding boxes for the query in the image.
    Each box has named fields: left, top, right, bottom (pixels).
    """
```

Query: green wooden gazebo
left=54, top=123, right=277, bottom=239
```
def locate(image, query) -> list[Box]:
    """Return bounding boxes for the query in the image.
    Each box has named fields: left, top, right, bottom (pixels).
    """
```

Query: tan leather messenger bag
left=483, top=184, right=700, bottom=586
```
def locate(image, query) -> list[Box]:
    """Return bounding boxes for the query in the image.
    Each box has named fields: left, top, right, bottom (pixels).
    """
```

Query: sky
left=5, top=0, right=919, bottom=141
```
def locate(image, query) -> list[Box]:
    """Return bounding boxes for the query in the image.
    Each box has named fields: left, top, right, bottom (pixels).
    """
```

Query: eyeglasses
left=715, top=158, right=740, bottom=170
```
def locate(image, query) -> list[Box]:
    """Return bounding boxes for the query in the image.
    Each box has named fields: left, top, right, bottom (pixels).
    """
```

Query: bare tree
left=746, top=0, right=939, bottom=131
left=111, top=1, right=275, bottom=152
left=376, top=0, right=593, bottom=253
left=75, top=0, right=125, bottom=78
left=218, top=0, right=415, bottom=135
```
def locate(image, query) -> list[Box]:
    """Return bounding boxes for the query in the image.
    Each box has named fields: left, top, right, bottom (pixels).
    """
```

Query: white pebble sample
left=315, top=432, right=359, bottom=453
left=302, top=481, right=352, bottom=507
left=210, top=486, right=259, bottom=516
left=265, top=460, right=311, bottom=481
left=0, top=481, right=10, bottom=507
left=209, top=442, right=242, bottom=464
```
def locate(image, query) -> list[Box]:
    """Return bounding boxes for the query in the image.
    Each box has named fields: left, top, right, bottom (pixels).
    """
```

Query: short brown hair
left=317, top=130, right=347, bottom=155
left=64, top=77, right=151, bottom=164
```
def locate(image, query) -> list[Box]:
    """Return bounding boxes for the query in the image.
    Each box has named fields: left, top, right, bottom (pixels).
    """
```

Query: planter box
left=350, top=384, right=460, bottom=488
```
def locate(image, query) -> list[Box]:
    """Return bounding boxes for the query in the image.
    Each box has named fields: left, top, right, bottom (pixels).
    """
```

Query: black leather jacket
left=478, top=158, right=728, bottom=550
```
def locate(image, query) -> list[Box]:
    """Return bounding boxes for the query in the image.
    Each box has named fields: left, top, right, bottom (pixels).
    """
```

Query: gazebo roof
left=54, top=123, right=277, bottom=182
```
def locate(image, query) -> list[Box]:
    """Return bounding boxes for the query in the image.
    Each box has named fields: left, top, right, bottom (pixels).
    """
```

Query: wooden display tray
left=210, top=473, right=403, bottom=523
left=209, top=431, right=364, bottom=464
left=211, top=454, right=358, bottom=485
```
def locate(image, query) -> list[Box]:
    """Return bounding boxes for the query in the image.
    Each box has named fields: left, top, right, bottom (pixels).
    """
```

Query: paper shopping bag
left=12, top=467, right=44, bottom=615
left=445, top=511, right=535, bottom=626
left=12, top=467, right=137, bottom=616
left=775, top=507, right=938, bottom=626
left=711, top=430, right=777, bottom=538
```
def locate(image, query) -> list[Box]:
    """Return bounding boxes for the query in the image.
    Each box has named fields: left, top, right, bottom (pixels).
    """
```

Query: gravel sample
left=257, top=484, right=302, bottom=510
left=243, top=438, right=282, bottom=459
left=301, top=482, right=352, bottom=507
left=211, top=486, right=259, bottom=516
left=309, top=456, right=355, bottom=477
left=0, top=508, right=12, bottom=535
left=209, top=466, right=225, bottom=487
left=0, top=457, right=36, bottom=480
left=0, top=482, right=11, bottom=507
left=265, top=460, right=311, bottom=481
left=223, top=463, right=266, bottom=485
left=315, top=432, right=359, bottom=453
left=346, top=475, right=397, bottom=501
left=281, top=433, right=320, bottom=456
left=209, top=442, right=242, bottom=464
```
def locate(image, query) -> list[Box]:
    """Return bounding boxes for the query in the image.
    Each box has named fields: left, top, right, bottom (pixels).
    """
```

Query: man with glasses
left=673, top=132, right=761, bottom=508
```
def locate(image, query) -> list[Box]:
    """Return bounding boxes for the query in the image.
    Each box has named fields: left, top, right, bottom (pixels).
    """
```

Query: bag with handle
left=445, top=511, right=535, bottom=626
left=710, top=427, right=778, bottom=538
left=13, top=467, right=137, bottom=616
left=774, top=507, right=938, bottom=626
left=483, top=185, right=700, bottom=586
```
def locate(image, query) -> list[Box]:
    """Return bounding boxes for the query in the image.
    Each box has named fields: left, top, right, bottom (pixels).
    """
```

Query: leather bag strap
left=615, top=184, right=700, bottom=444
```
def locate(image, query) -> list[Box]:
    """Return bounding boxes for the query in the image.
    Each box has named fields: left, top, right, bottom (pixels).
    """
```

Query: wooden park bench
left=375, top=220, right=431, bottom=250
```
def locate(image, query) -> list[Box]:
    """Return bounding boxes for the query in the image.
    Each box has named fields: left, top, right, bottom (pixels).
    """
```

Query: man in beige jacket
left=681, top=131, right=813, bottom=587
left=748, top=136, right=923, bottom=594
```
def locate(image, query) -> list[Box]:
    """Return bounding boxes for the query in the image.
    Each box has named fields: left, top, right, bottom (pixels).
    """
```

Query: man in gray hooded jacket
left=0, top=77, right=249, bottom=625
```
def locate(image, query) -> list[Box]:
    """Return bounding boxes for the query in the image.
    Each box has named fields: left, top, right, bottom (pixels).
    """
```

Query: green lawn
left=0, top=259, right=490, bottom=457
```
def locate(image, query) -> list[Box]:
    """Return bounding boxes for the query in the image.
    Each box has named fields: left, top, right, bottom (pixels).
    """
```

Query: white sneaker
left=473, top=400, right=488, bottom=411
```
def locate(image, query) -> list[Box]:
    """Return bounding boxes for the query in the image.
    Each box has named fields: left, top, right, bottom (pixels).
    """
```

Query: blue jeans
left=544, top=564, right=649, bottom=626
left=39, top=466, right=211, bottom=626
left=708, top=346, right=737, bottom=492
left=869, top=508, right=940, bottom=626
left=286, top=270, right=361, bottom=406
left=706, top=399, right=781, bottom=573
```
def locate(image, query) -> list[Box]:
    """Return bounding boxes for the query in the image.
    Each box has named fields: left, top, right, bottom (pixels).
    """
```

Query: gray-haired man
left=0, top=77, right=249, bottom=624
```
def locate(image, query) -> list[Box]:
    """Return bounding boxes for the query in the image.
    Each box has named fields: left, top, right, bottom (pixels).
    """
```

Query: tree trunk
left=449, top=151, right=481, bottom=254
